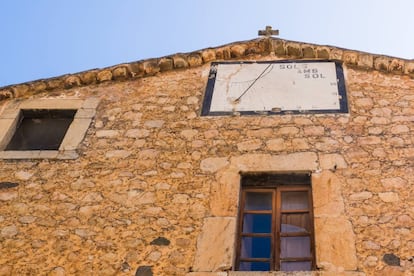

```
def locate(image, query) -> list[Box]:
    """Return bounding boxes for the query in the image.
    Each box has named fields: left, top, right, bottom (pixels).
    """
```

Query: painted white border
left=0, top=98, right=99, bottom=159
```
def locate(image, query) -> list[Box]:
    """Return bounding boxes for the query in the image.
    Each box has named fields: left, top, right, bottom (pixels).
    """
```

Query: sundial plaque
left=201, top=60, right=348, bottom=116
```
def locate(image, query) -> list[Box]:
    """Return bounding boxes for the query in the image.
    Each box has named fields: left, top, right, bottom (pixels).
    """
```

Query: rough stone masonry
left=0, top=37, right=413, bottom=275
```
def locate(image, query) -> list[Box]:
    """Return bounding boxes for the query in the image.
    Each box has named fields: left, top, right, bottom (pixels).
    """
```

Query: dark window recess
left=5, top=109, right=76, bottom=150
left=236, top=173, right=316, bottom=272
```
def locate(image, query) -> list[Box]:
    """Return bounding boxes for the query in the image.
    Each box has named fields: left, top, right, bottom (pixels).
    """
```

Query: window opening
left=236, top=173, right=315, bottom=271
left=5, top=109, right=76, bottom=150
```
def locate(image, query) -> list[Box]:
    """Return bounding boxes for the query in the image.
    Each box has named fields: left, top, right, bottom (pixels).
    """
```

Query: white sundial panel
left=202, top=61, right=348, bottom=116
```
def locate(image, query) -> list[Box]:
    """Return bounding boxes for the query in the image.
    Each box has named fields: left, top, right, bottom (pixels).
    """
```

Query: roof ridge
left=1, top=37, right=414, bottom=101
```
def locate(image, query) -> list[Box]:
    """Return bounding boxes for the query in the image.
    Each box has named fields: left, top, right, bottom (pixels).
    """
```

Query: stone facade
left=0, top=37, right=414, bottom=275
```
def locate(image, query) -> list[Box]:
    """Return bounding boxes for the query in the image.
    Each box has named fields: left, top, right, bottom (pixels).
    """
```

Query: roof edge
left=1, top=37, right=414, bottom=101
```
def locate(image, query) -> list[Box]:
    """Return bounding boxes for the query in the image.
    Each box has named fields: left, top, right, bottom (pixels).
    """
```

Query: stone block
left=302, top=45, right=316, bottom=58
left=343, top=51, right=358, bottom=65
left=286, top=42, right=303, bottom=57
left=316, top=46, right=330, bottom=59
left=200, top=157, right=229, bottom=173
left=237, top=139, right=262, bottom=151
left=378, top=192, right=399, bottom=202
left=79, top=71, right=97, bottom=84
left=349, top=191, right=373, bottom=201
left=215, top=47, right=231, bottom=60
left=210, top=169, right=240, bottom=216
left=272, top=39, right=286, bottom=56
left=112, top=66, right=129, bottom=80
left=188, top=54, right=203, bottom=67
left=30, top=81, right=47, bottom=92
left=314, top=217, right=357, bottom=270
left=97, top=70, right=113, bottom=82
left=319, top=153, right=347, bottom=170
left=231, top=152, right=318, bottom=172
left=193, top=217, right=236, bottom=272
left=201, top=49, right=216, bottom=62
left=266, top=138, right=286, bottom=151
left=64, top=75, right=81, bottom=88
left=173, top=55, right=189, bottom=69
left=10, top=84, right=29, bottom=97
left=389, top=59, right=404, bottom=73
left=230, top=45, right=246, bottom=58
left=358, top=54, right=374, bottom=68
left=143, top=60, right=160, bottom=75
left=312, top=171, right=345, bottom=217
left=158, top=58, right=173, bottom=71
left=404, top=61, right=414, bottom=75
left=374, top=56, right=391, bottom=71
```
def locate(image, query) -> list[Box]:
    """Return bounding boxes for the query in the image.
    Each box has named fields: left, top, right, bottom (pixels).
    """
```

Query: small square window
left=0, top=98, right=99, bottom=159
left=5, top=109, right=76, bottom=150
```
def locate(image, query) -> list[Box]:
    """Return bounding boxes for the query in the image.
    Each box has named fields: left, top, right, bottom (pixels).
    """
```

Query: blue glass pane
left=281, top=261, right=311, bottom=271
left=243, top=214, right=272, bottom=233
left=239, top=262, right=270, bottom=271
left=245, top=192, right=272, bottom=210
left=241, top=237, right=271, bottom=258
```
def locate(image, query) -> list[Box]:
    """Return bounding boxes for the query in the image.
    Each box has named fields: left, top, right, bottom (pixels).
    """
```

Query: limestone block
left=200, top=157, right=229, bottom=173
left=105, top=150, right=132, bottom=158
left=181, top=129, right=198, bottom=140
left=173, top=55, right=189, bottom=69
left=312, top=171, right=345, bottom=217
left=1, top=225, right=18, bottom=238
left=314, top=217, right=357, bottom=270
left=15, top=170, right=33, bottom=181
left=286, top=42, right=303, bottom=57
left=381, top=177, right=407, bottom=190
left=201, top=49, right=216, bottom=62
left=349, top=192, right=373, bottom=201
left=230, top=152, right=318, bottom=172
left=316, top=46, right=330, bottom=59
left=374, top=56, right=391, bottom=71
left=210, top=169, right=240, bottom=217
left=0, top=191, right=18, bottom=201
left=157, top=58, right=173, bottom=72
left=389, top=58, right=404, bottom=73
left=404, top=61, right=414, bottom=75
left=144, top=120, right=165, bottom=128
left=193, top=217, right=236, bottom=272
left=112, top=66, right=129, bottom=79
left=97, top=70, right=112, bottom=82
left=230, top=45, right=246, bottom=58
left=292, top=138, right=310, bottom=150
left=378, top=192, right=399, bottom=202
left=304, top=126, right=325, bottom=136
left=143, top=60, right=160, bottom=75
left=354, top=98, right=374, bottom=108
left=96, top=130, right=121, bottom=138
left=187, top=54, right=203, bottom=67
left=358, top=54, right=374, bottom=68
left=343, top=51, right=358, bottom=65
left=237, top=139, right=262, bottom=151
left=319, top=154, right=347, bottom=171
left=125, top=129, right=150, bottom=138
left=266, top=138, right=286, bottom=151
left=79, top=71, right=97, bottom=84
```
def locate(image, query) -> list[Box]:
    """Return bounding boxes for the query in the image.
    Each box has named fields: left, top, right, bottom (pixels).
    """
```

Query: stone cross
left=258, top=26, right=279, bottom=37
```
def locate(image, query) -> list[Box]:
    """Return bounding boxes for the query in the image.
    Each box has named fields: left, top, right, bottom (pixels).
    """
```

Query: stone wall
left=0, top=56, right=414, bottom=276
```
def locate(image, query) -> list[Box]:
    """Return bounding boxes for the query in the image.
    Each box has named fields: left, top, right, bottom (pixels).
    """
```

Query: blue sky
left=1, top=0, right=413, bottom=87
